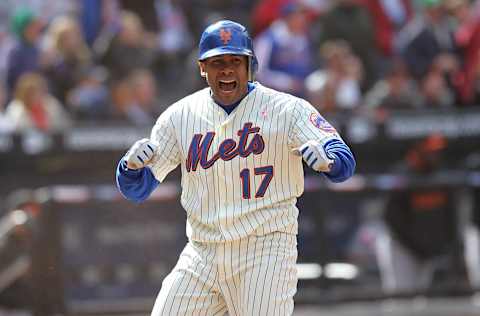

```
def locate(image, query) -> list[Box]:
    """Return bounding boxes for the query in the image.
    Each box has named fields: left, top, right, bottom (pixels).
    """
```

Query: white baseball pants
left=151, top=232, right=298, bottom=316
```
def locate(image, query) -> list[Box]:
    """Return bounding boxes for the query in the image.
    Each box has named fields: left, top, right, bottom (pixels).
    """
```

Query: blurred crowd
left=0, top=0, right=479, bottom=134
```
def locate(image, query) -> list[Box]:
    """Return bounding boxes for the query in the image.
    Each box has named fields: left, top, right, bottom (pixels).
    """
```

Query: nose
left=220, top=63, right=235, bottom=75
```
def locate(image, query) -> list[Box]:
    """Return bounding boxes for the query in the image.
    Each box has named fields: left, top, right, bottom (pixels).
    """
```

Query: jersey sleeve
left=149, top=108, right=182, bottom=182
left=288, top=99, right=341, bottom=149
left=288, top=99, right=356, bottom=182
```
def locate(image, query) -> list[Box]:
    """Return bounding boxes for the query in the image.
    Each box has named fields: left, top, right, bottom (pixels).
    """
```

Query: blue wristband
left=322, top=139, right=356, bottom=183
left=116, top=158, right=160, bottom=202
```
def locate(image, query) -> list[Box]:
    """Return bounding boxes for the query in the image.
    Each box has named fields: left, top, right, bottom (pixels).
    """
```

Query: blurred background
left=0, top=0, right=480, bottom=315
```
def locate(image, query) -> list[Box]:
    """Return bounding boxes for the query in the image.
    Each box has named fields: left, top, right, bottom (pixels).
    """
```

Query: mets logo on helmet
left=220, top=28, right=232, bottom=44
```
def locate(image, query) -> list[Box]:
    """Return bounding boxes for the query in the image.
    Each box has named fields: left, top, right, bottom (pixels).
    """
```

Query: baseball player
left=116, top=20, right=355, bottom=316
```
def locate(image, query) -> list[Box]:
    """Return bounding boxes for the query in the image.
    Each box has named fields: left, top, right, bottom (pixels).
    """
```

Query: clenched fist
left=293, top=140, right=334, bottom=172
left=124, top=138, right=158, bottom=169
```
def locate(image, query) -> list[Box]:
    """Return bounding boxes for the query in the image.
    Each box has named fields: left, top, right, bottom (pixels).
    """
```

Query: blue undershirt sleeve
left=116, top=158, right=160, bottom=203
left=322, top=139, right=356, bottom=183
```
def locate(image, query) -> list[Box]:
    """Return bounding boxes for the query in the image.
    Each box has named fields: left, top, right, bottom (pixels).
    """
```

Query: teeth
left=220, top=80, right=235, bottom=84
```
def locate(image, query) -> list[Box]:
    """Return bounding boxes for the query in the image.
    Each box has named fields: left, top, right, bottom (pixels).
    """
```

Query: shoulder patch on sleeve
left=309, top=113, right=337, bottom=133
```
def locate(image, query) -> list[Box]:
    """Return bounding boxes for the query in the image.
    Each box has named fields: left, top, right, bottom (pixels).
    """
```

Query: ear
left=198, top=61, right=206, bottom=78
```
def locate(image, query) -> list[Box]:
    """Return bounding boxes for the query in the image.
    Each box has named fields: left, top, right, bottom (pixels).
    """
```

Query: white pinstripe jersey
left=149, top=83, right=340, bottom=242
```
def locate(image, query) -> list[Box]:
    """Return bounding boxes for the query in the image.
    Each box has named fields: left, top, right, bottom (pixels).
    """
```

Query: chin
left=213, top=83, right=247, bottom=105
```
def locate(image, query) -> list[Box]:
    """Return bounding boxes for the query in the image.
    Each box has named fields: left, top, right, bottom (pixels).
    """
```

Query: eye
left=211, top=59, right=222, bottom=67
left=233, top=57, right=243, bottom=65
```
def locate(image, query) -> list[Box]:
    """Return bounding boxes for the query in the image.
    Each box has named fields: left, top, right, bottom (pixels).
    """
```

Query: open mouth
left=219, top=79, right=237, bottom=92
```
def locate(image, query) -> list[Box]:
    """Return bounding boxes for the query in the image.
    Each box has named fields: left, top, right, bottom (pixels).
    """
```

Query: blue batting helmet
left=198, top=20, right=258, bottom=81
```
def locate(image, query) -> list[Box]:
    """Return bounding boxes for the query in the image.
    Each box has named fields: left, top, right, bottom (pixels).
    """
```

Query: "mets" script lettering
left=186, top=122, right=265, bottom=172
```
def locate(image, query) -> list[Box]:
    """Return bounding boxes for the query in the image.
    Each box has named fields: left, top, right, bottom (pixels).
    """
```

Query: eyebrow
left=211, top=55, right=244, bottom=60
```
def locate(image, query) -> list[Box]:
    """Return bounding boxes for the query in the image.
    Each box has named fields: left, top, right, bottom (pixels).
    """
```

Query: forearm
left=323, top=138, right=356, bottom=183
left=116, top=158, right=159, bottom=202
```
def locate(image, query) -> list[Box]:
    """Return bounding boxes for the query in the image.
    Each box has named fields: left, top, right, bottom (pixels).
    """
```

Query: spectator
left=6, top=8, right=44, bottom=96
left=0, top=23, right=15, bottom=82
left=88, top=0, right=122, bottom=56
left=110, top=69, right=159, bottom=126
left=362, top=0, right=414, bottom=58
left=305, top=40, right=363, bottom=113
left=3, top=72, right=71, bottom=133
left=119, top=0, right=159, bottom=33
left=315, top=0, right=380, bottom=89
left=12, top=0, right=77, bottom=24
left=79, top=0, right=103, bottom=47
left=419, top=64, right=455, bottom=108
left=156, top=0, right=193, bottom=57
left=66, top=66, right=110, bottom=120
left=99, top=10, right=156, bottom=80
left=154, top=0, right=194, bottom=84
left=42, top=15, right=94, bottom=104
left=254, top=2, right=315, bottom=97
left=396, top=0, right=460, bottom=80
left=375, top=134, right=460, bottom=293
left=363, top=57, right=422, bottom=117
left=449, top=0, right=480, bottom=105
left=178, top=0, right=255, bottom=40
left=250, top=0, right=291, bottom=37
